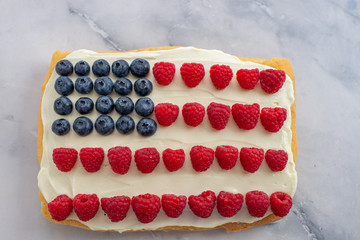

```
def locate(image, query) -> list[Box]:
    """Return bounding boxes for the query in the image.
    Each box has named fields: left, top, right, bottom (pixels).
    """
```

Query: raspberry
left=236, top=69, right=260, bottom=90
left=152, top=62, right=176, bottom=86
left=79, top=148, right=104, bottom=172
left=231, top=103, right=260, bottom=130
left=182, top=102, right=205, bottom=127
left=190, top=145, right=214, bottom=172
left=217, top=191, right=244, bottom=217
left=207, top=102, right=231, bottom=130
left=240, top=147, right=264, bottom=173
left=162, top=148, right=185, bottom=172
left=107, top=146, right=132, bottom=175
left=188, top=190, right=216, bottom=218
left=260, top=69, right=286, bottom=94
left=245, top=191, right=269, bottom=217
left=215, top=145, right=239, bottom=170
left=265, top=149, right=288, bottom=172
left=161, top=194, right=187, bottom=218
left=270, top=192, right=293, bottom=217
left=131, top=193, right=161, bottom=223
left=154, top=103, right=179, bottom=127
left=48, top=195, right=73, bottom=221
left=101, top=196, right=131, bottom=222
left=260, top=107, right=287, bottom=132
left=52, top=148, right=78, bottom=172
left=210, top=64, right=233, bottom=90
left=180, top=63, right=205, bottom=88
left=134, top=148, right=160, bottom=173
left=73, top=194, right=100, bottom=221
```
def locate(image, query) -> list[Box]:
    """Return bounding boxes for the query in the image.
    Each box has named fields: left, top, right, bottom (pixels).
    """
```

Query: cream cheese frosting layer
left=38, top=47, right=296, bottom=232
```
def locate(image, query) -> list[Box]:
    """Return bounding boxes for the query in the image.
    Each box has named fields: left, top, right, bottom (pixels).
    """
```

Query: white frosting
left=38, top=47, right=297, bottom=232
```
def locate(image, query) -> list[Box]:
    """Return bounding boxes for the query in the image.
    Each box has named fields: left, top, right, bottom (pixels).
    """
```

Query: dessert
left=37, top=46, right=297, bottom=232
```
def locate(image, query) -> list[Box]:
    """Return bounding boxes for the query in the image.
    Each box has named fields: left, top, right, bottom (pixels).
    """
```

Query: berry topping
left=162, top=148, right=185, bottom=172
left=131, top=194, right=161, bottom=223
left=137, top=118, right=157, bottom=137
left=92, top=59, right=110, bottom=77
left=55, top=59, right=73, bottom=76
left=114, top=78, right=132, bottom=95
left=246, top=191, right=270, bottom=217
left=240, top=147, right=264, bottom=173
left=48, top=195, right=73, bottom=221
left=260, top=69, right=286, bottom=94
left=152, top=62, right=176, bottom=86
left=180, top=63, right=205, bottom=88
left=73, top=194, right=100, bottom=221
left=217, top=191, right=244, bottom=217
left=112, top=60, right=129, bottom=77
left=101, top=196, right=131, bottom=222
left=52, top=119, right=70, bottom=136
left=232, top=103, right=260, bottom=130
left=94, top=77, right=113, bottom=95
left=134, top=148, right=160, bottom=173
left=73, top=117, right=93, bottom=136
left=190, top=145, right=214, bottom=172
left=270, top=192, right=292, bottom=217
left=79, top=147, right=104, bottom=172
left=74, top=60, right=90, bottom=76
left=161, top=194, right=187, bottom=218
left=108, top=146, right=132, bottom=175
left=236, top=69, right=260, bottom=90
left=116, top=115, right=135, bottom=134
left=54, top=76, right=74, bottom=96
left=134, top=78, right=153, bottom=96
left=115, top=96, right=134, bottom=115
left=75, top=97, right=94, bottom=114
left=130, top=58, right=150, bottom=77
left=260, top=107, right=287, bottom=132
left=265, top=149, right=288, bottom=172
left=207, top=102, right=231, bottom=130
left=215, top=145, right=239, bottom=170
left=95, top=96, right=114, bottom=114
left=182, top=102, right=205, bottom=127
left=154, top=103, right=179, bottom=127
left=75, top=76, right=93, bottom=94
left=188, top=190, right=216, bottom=218
left=95, top=115, right=114, bottom=136
left=135, top=97, right=154, bottom=117
left=210, top=64, right=233, bottom=90
left=52, top=148, right=78, bottom=172
left=53, top=96, right=73, bottom=116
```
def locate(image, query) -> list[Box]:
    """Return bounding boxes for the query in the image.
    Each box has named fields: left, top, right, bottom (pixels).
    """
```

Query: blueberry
left=134, top=78, right=153, bottom=96
left=92, top=59, right=110, bottom=77
left=96, top=96, right=114, bottom=114
left=135, top=97, right=154, bottom=117
left=116, top=115, right=135, bottom=134
left=75, top=97, right=94, bottom=114
left=95, top=115, right=114, bottom=136
left=54, top=76, right=74, bottom=96
left=55, top=60, right=73, bottom=76
left=54, top=96, right=73, bottom=115
left=52, top=119, right=70, bottom=136
left=74, top=60, right=90, bottom=76
left=114, top=78, right=132, bottom=95
left=75, top=76, right=93, bottom=94
left=114, top=97, right=134, bottom=115
left=73, top=117, right=93, bottom=136
left=136, top=118, right=157, bottom=137
left=130, top=58, right=150, bottom=77
left=94, top=77, right=113, bottom=95
left=112, top=60, right=129, bottom=77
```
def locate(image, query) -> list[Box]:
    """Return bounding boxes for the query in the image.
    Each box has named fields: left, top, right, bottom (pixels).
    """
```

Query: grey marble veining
left=0, top=0, right=359, bottom=239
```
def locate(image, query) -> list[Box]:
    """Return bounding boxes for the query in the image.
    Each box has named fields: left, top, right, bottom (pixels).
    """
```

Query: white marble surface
left=0, top=0, right=359, bottom=239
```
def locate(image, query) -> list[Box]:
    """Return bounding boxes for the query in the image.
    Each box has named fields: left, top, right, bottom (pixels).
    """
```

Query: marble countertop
left=1, top=0, right=359, bottom=239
